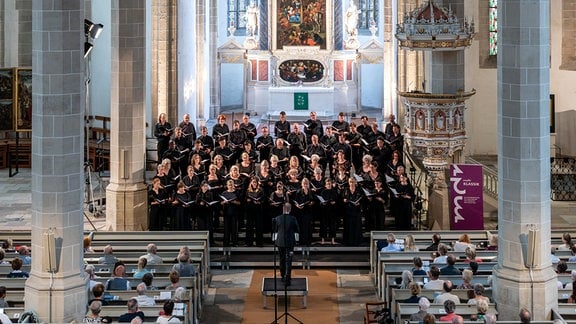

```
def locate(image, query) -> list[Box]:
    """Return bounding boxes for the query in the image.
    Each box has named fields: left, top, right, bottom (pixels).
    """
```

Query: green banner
left=294, top=92, right=308, bottom=110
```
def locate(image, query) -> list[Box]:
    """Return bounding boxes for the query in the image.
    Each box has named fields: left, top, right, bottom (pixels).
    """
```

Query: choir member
left=291, top=178, right=314, bottom=246
left=220, top=179, right=241, bottom=247
left=256, top=126, right=273, bottom=162
left=154, top=112, right=173, bottom=164
left=148, top=177, right=169, bottom=231
left=245, top=177, right=265, bottom=247
left=342, top=177, right=364, bottom=246
left=318, top=178, right=338, bottom=245
left=274, top=111, right=290, bottom=140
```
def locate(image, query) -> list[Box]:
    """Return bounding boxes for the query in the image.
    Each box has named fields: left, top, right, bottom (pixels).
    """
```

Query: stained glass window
left=489, top=0, right=497, bottom=56
left=228, top=0, right=248, bottom=34
left=359, top=0, right=378, bottom=31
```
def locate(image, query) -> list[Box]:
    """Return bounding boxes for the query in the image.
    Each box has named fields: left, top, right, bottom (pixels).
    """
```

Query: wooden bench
left=396, top=302, right=498, bottom=321
left=100, top=305, right=188, bottom=323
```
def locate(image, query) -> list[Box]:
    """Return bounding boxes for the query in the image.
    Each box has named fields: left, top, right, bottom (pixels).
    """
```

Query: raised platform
left=261, top=277, right=308, bottom=308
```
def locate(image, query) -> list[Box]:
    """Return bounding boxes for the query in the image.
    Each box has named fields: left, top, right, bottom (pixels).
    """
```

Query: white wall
left=360, top=64, right=383, bottom=108
left=88, top=2, right=111, bottom=119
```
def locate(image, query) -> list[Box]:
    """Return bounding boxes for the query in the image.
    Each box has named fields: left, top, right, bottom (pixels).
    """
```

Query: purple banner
left=449, top=164, right=484, bottom=230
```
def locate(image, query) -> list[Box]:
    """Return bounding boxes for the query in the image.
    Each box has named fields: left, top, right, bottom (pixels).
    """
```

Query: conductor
left=273, top=203, right=300, bottom=286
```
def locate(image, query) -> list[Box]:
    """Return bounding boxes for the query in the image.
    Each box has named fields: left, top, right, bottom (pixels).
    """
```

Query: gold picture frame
left=0, top=68, right=15, bottom=131
left=15, top=68, right=32, bottom=131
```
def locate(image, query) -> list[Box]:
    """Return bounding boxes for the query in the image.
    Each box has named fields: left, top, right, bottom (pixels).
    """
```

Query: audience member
left=88, top=283, right=109, bottom=306
left=84, top=300, right=102, bottom=323
left=140, top=243, right=163, bottom=265
left=440, top=254, right=462, bottom=276
left=84, top=235, right=95, bottom=253
left=557, top=232, right=573, bottom=251
left=105, top=261, right=130, bottom=290
left=133, top=257, right=150, bottom=279
left=483, top=313, right=497, bottom=324
left=173, top=286, right=187, bottom=302
left=7, top=258, right=29, bottom=278
left=557, top=260, right=569, bottom=289
left=423, top=266, right=444, bottom=290
left=17, top=245, right=31, bottom=265
left=134, top=282, right=155, bottom=306
left=422, top=313, right=435, bottom=324
left=0, top=286, right=8, bottom=308
left=409, top=297, right=431, bottom=321
left=486, top=231, right=498, bottom=251
left=381, top=233, right=402, bottom=252
left=434, top=280, right=461, bottom=304
left=468, top=261, right=479, bottom=275
left=166, top=270, right=181, bottom=290
left=422, top=233, right=441, bottom=251
left=457, top=269, right=474, bottom=290
left=566, top=271, right=576, bottom=290
left=404, top=282, right=421, bottom=303
left=470, top=298, right=489, bottom=321
left=0, top=312, right=11, bottom=324
left=118, top=298, right=145, bottom=323
left=567, top=282, right=576, bottom=303
left=438, top=300, right=463, bottom=322
left=467, top=283, right=490, bottom=305
left=433, top=243, right=449, bottom=264
left=171, top=246, right=196, bottom=277
left=465, top=246, right=483, bottom=264
left=142, top=272, right=158, bottom=291
left=156, top=300, right=181, bottom=323
left=550, top=246, right=561, bottom=264
left=412, top=256, right=427, bottom=276
left=0, top=248, right=10, bottom=264
left=85, top=264, right=99, bottom=290
left=404, top=234, right=418, bottom=252
left=453, top=233, right=473, bottom=252
left=98, top=245, right=118, bottom=265
left=569, top=245, right=576, bottom=262
left=399, top=270, right=413, bottom=289
left=519, top=307, right=531, bottom=324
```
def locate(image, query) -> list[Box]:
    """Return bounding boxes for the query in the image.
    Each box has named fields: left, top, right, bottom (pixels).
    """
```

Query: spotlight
left=84, top=42, right=94, bottom=58
left=84, top=19, right=104, bottom=39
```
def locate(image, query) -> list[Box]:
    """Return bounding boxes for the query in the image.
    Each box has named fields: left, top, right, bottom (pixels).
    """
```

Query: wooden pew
left=100, top=305, right=188, bottom=323
left=396, top=303, right=498, bottom=321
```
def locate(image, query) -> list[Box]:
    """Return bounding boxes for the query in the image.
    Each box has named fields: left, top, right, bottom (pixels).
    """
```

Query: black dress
left=245, top=188, right=265, bottom=247
left=154, top=121, right=173, bottom=163
left=291, top=188, right=314, bottom=246
left=343, top=187, right=364, bottom=246
left=148, top=187, right=168, bottom=231
left=221, top=190, right=240, bottom=246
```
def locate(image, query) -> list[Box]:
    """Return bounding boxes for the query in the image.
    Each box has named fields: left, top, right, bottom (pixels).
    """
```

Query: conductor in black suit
left=273, top=203, right=300, bottom=285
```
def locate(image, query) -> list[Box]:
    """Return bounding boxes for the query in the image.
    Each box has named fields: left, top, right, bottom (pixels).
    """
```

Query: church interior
left=0, top=0, right=575, bottom=322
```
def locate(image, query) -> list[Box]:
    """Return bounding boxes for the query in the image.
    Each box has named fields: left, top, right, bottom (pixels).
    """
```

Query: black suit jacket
left=273, top=213, right=300, bottom=248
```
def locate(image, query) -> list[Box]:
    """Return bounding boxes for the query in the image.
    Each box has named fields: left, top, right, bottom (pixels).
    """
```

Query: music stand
left=272, top=212, right=302, bottom=324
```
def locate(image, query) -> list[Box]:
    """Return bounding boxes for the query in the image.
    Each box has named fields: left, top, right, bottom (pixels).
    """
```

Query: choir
left=149, top=112, right=414, bottom=247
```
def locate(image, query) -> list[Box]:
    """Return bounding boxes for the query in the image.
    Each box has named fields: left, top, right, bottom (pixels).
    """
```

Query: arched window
left=228, top=0, right=249, bottom=35
left=489, top=0, right=498, bottom=56
left=358, top=0, right=378, bottom=34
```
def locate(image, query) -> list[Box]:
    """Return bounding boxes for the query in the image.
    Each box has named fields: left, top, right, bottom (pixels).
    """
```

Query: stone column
left=177, top=0, right=196, bottom=122
left=493, top=0, right=557, bottom=320
left=26, top=1, right=87, bottom=321
left=105, top=0, right=148, bottom=231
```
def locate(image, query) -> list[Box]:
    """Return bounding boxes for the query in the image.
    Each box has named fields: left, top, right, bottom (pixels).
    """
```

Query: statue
left=246, top=1, right=259, bottom=37
left=345, top=1, right=361, bottom=38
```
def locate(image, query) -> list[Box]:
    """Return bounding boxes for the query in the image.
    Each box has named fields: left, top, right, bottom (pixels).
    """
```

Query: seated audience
left=166, top=270, right=181, bottom=290
left=470, top=299, right=489, bottom=321
left=17, top=245, right=31, bottom=265
left=519, top=307, right=531, bottom=324
left=105, top=261, right=130, bottom=290
left=7, top=258, right=29, bottom=278
left=409, top=297, right=431, bottom=321
left=467, top=283, right=490, bottom=305
left=84, top=235, right=95, bottom=253
left=557, top=232, right=573, bottom=251
left=465, top=246, right=483, bottom=263
left=404, top=234, right=418, bottom=252
left=156, top=300, right=182, bottom=323
left=423, top=266, right=444, bottom=290
left=85, top=264, right=99, bottom=290
left=483, top=313, right=497, bottom=324
left=142, top=272, right=158, bottom=291
left=550, top=246, right=561, bottom=263
left=0, top=248, right=10, bottom=264
left=440, top=254, right=462, bottom=276
left=171, top=246, right=196, bottom=277
left=98, top=244, right=118, bottom=265
left=486, top=231, right=498, bottom=251
left=557, top=260, right=569, bottom=289
left=399, top=270, right=413, bottom=289
left=134, top=282, right=155, bottom=306
left=433, top=243, right=448, bottom=264
left=422, top=233, right=441, bottom=251
left=84, top=300, right=103, bottom=323
left=404, top=282, right=422, bottom=303
left=118, top=298, right=145, bottom=323
left=438, top=300, right=463, bottom=322
left=433, top=280, right=461, bottom=304
left=567, top=282, right=576, bottom=303
left=381, top=233, right=403, bottom=252
left=565, top=270, right=576, bottom=290
left=172, top=286, right=187, bottom=302
left=88, top=283, right=108, bottom=306
left=569, top=245, right=576, bottom=262
left=133, top=257, right=150, bottom=279
left=457, top=269, right=474, bottom=290
left=412, top=257, right=427, bottom=276
left=140, top=243, right=163, bottom=265
left=453, top=233, right=473, bottom=252
left=0, top=286, right=8, bottom=308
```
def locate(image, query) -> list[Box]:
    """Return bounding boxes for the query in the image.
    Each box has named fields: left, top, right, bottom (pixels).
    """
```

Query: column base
left=25, top=274, right=87, bottom=322
left=106, top=182, right=148, bottom=231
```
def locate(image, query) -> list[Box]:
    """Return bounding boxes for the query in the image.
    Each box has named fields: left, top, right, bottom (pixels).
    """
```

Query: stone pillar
left=26, top=1, right=87, bottom=321
left=177, top=0, right=197, bottom=122
left=493, top=0, right=557, bottom=320
left=105, top=0, right=148, bottom=231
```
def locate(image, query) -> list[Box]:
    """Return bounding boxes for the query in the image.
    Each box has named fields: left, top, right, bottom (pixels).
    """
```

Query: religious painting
left=434, top=111, right=446, bottom=131
left=276, top=0, right=326, bottom=49
left=415, top=110, right=425, bottom=130
left=0, top=68, right=14, bottom=131
left=15, top=68, right=32, bottom=131
left=278, top=59, right=324, bottom=83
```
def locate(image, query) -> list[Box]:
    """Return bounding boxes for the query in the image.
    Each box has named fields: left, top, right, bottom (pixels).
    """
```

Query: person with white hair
left=483, top=313, right=497, bottom=324
left=134, top=282, right=155, bottom=306
left=140, top=243, right=163, bottom=265
left=565, top=270, right=576, bottom=290
left=410, top=297, right=431, bottom=321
